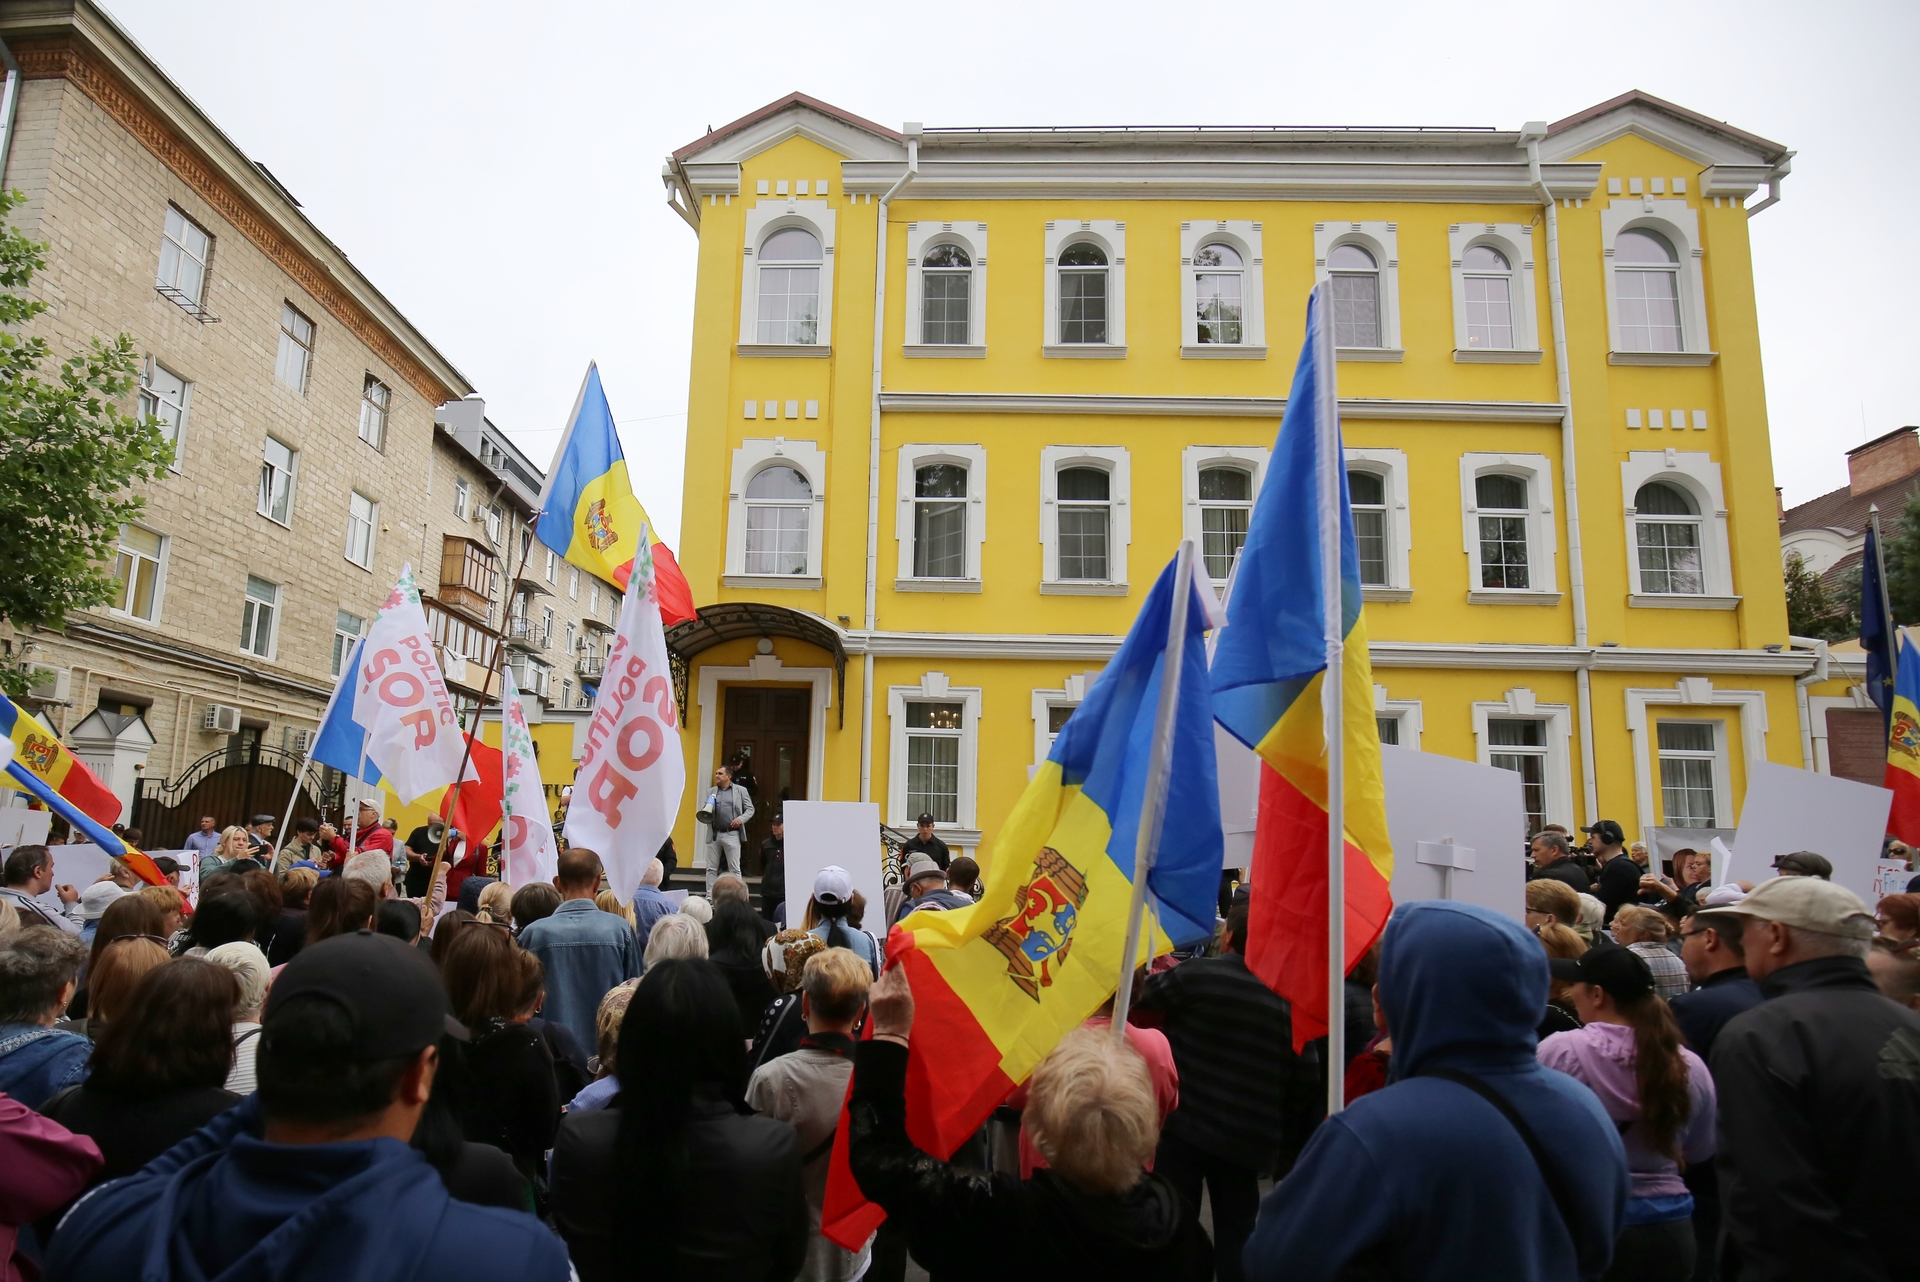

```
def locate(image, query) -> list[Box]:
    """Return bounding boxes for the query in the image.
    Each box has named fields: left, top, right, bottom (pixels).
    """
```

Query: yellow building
left=657, top=90, right=1816, bottom=877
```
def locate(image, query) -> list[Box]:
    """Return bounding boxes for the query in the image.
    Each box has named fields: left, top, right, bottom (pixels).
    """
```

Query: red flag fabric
left=650, top=543, right=697, bottom=629
left=441, top=735, right=504, bottom=847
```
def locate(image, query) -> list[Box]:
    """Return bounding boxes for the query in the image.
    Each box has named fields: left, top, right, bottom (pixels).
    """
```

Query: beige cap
left=1720, top=874, right=1876, bottom=939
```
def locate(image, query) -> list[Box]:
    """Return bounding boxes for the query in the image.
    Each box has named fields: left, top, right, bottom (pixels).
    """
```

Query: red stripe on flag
left=1244, top=761, right=1394, bottom=1052
left=59, top=763, right=123, bottom=827
left=1887, top=762, right=1920, bottom=845
left=650, top=543, right=698, bottom=628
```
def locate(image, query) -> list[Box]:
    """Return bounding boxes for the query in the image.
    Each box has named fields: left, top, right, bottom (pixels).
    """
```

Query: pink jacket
left=1538, top=1021, right=1715, bottom=1200
left=1011, top=1017, right=1180, bottom=1179
left=0, top=1092, right=102, bottom=1282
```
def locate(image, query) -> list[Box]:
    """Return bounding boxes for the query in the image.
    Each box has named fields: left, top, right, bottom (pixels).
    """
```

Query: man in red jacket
left=353, top=800, right=395, bottom=860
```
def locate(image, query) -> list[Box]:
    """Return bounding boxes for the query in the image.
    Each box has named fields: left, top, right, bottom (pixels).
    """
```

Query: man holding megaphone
left=699, top=763, right=754, bottom=898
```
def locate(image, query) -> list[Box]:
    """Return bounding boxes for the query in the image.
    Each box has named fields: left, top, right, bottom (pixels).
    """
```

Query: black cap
left=1772, top=851, right=1833, bottom=879
left=917, top=812, right=937, bottom=826
left=1549, top=946, right=1653, bottom=1001
left=151, top=855, right=182, bottom=875
left=1581, top=819, right=1625, bottom=845
left=264, top=930, right=466, bottom=1059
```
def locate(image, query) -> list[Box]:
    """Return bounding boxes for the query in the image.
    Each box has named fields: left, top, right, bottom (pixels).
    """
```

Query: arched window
left=1634, top=481, right=1703, bottom=594
left=743, top=464, right=813, bottom=575
left=1461, top=244, right=1515, bottom=350
left=1194, top=243, right=1244, bottom=345
left=913, top=463, right=968, bottom=578
left=1197, top=465, right=1252, bottom=579
left=1614, top=229, right=1682, bottom=353
left=1328, top=243, right=1381, bottom=348
left=1347, top=470, right=1388, bottom=586
left=1058, top=243, right=1109, bottom=344
left=921, top=244, right=971, bottom=345
left=1475, top=473, right=1531, bottom=590
left=1056, top=466, right=1111, bottom=578
left=756, top=228, right=822, bottom=345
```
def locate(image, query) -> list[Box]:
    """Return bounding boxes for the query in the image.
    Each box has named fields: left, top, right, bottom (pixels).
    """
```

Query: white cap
left=813, top=865, right=853, bottom=906
left=1699, top=883, right=1749, bottom=909
left=79, top=880, right=128, bottom=921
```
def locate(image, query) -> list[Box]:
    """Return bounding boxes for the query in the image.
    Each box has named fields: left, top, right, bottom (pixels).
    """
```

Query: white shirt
left=227, top=1022, right=262, bottom=1094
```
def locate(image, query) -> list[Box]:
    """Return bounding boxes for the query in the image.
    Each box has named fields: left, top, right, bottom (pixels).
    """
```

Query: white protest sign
left=0, top=808, right=51, bottom=849
left=1216, top=722, right=1259, bottom=871
left=353, top=565, right=469, bottom=803
left=1733, top=760, right=1893, bottom=905
left=1875, top=861, right=1912, bottom=899
left=1381, top=745, right=1528, bottom=922
left=782, top=801, right=885, bottom=923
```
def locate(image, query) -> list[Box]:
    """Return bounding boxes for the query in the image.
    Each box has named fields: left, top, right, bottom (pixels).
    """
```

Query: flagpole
left=1872, top=505, right=1898, bottom=692
left=1311, top=284, right=1348, bottom=1116
left=1111, top=539, right=1196, bottom=1042
left=279, top=642, right=358, bottom=867
left=345, top=738, right=369, bottom=870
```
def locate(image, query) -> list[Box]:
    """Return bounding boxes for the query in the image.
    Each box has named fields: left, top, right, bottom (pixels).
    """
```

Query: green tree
left=0, top=189, right=173, bottom=695
left=1881, top=487, right=1920, bottom=627
left=1784, top=551, right=1854, bottom=641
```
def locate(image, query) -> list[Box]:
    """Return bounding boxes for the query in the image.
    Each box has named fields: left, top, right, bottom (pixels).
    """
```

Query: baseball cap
left=1772, top=851, right=1833, bottom=879
left=916, top=812, right=937, bottom=826
left=904, top=853, right=943, bottom=884
left=1715, top=875, right=1875, bottom=939
left=1580, top=819, right=1625, bottom=846
left=79, top=881, right=125, bottom=921
left=812, top=865, right=853, bottom=906
left=151, top=855, right=181, bottom=876
left=1548, top=945, right=1654, bottom=1001
left=264, top=930, right=466, bottom=1059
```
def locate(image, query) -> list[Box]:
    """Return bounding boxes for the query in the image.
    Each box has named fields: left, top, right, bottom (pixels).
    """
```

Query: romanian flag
left=0, top=694, right=164, bottom=886
left=1884, top=629, right=1920, bottom=842
left=823, top=552, right=1223, bottom=1248
left=534, top=364, right=696, bottom=628
left=1210, top=284, right=1394, bottom=1051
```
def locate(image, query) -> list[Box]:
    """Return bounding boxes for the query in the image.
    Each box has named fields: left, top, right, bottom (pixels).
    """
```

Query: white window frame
left=345, top=491, right=377, bottom=570
left=1471, top=690, right=1575, bottom=833
left=725, top=437, right=828, bottom=588
left=484, top=504, right=503, bottom=545
left=1373, top=685, right=1423, bottom=750
left=1460, top=452, right=1559, bottom=604
left=737, top=200, right=836, bottom=356
left=109, top=524, right=168, bottom=625
left=138, top=358, right=191, bottom=470
left=589, top=580, right=599, bottom=612
left=1448, top=223, right=1542, bottom=362
left=156, top=205, right=210, bottom=306
left=258, top=436, right=297, bottom=526
left=904, top=221, right=988, bottom=358
left=544, top=547, right=557, bottom=583
left=1625, top=679, right=1767, bottom=840
left=1181, top=445, right=1270, bottom=587
left=1654, top=717, right=1730, bottom=830
left=332, top=609, right=363, bottom=678
left=568, top=566, right=580, bottom=600
left=1180, top=220, right=1266, bottom=357
left=1600, top=200, right=1713, bottom=365
left=453, top=477, right=469, bottom=521
left=275, top=302, right=314, bottom=392
left=895, top=442, right=987, bottom=590
left=359, top=375, right=390, bottom=451
left=887, top=671, right=982, bottom=843
left=1621, top=451, right=1738, bottom=609
left=1040, top=445, right=1130, bottom=594
left=240, top=575, right=280, bottom=661
left=1344, top=447, right=1412, bottom=601
left=1314, top=221, right=1402, bottom=360
left=1031, top=671, right=1102, bottom=773
left=1043, top=220, right=1126, bottom=357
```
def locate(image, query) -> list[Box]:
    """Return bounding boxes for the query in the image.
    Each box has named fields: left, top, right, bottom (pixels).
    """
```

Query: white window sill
left=1337, top=347, right=1404, bottom=363
left=1629, top=592, right=1741, bottom=611
left=257, top=512, right=292, bottom=529
left=736, top=343, right=831, bottom=359
left=1181, top=344, right=1267, bottom=360
left=1043, top=344, right=1128, bottom=359
left=1454, top=348, right=1544, bottom=364
left=1363, top=586, right=1414, bottom=603
left=722, top=573, right=823, bottom=590
left=894, top=578, right=983, bottom=593
left=1608, top=351, right=1717, bottom=367
left=1467, top=589, right=1563, bottom=606
left=890, top=825, right=984, bottom=849
left=1041, top=581, right=1130, bottom=596
left=904, top=344, right=986, bottom=359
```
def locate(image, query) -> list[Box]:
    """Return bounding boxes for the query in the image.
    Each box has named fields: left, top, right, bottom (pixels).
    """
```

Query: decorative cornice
left=841, top=159, right=1603, bottom=203
left=878, top=391, right=1568, bottom=423
left=13, top=37, right=462, bottom=406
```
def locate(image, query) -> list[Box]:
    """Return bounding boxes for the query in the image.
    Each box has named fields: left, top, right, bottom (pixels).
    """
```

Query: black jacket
left=848, top=1039, right=1212, bottom=1282
left=550, top=1095, right=806, bottom=1282
left=447, top=1020, right=560, bottom=1180
left=1591, top=853, right=1642, bottom=921
left=1669, top=965, right=1761, bottom=1061
left=1528, top=859, right=1591, bottom=895
left=42, top=1082, right=241, bottom=1185
left=758, top=836, right=785, bottom=920
left=1711, top=955, right=1920, bottom=1282
left=900, top=834, right=951, bottom=870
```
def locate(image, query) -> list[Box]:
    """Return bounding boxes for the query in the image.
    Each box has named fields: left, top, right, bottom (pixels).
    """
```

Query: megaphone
left=696, top=791, right=718, bottom=827
left=426, top=817, right=449, bottom=847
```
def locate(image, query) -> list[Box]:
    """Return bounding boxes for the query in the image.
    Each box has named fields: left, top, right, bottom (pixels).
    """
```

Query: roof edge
left=673, top=91, right=902, bottom=162
left=1547, top=89, right=1788, bottom=163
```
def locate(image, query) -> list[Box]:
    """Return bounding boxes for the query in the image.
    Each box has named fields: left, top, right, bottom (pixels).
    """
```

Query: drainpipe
left=0, top=38, right=20, bottom=185
left=1746, top=154, right=1793, bottom=217
left=1789, top=635, right=1829, bottom=771
left=1521, top=123, right=1600, bottom=825
left=859, top=125, right=920, bottom=804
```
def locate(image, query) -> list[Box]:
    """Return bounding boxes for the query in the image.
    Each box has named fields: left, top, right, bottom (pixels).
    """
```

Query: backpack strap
left=1421, top=1068, right=1583, bottom=1253
left=801, top=1127, right=838, bottom=1165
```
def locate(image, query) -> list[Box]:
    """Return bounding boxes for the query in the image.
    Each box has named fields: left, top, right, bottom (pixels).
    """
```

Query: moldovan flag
left=0, top=694, right=164, bottom=885
left=1884, top=629, right=1920, bottom=842
left=562, top=543, right=686, bottom=901
left=1210, top=284, right=1394, bottom=1050
left=353, top=565, right=473, bottom=804
left=500, top=666, right=559, bottom=886
left=822, top=552, right=1224, bottom=1249
left=534, top=363, right=696, bottom=627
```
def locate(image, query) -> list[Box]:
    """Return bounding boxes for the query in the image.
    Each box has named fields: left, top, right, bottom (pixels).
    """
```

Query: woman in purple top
left=1540, top=945, right=1715, bottom=1282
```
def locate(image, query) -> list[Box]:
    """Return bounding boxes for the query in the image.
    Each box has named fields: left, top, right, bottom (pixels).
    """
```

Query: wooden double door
left=720, top=684, right=810, bottom=876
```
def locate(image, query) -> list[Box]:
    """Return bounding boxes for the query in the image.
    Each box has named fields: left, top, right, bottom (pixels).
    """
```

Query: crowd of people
left=0, top=807, right=1916, bottom=1282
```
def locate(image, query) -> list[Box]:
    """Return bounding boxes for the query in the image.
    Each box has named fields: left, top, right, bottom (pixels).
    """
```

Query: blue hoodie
left=1242, top=901, right=1628, bottom=1282
left=46, top=1097, right=568, bottom=1282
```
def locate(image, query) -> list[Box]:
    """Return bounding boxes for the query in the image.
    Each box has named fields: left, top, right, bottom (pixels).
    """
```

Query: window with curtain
left=1658, top=721, right=1718, bottom=826
left=359, top=376, right=390, bottom=451
left=138, top=362, right=190, bottom=453
left=1487, top=719, right=1548, bottom=835
left=921, top=244, right=971, bottom=344
left=156, top=207, right=211, bottom=306
left=275, top=303, right=314, bottom=392
left=345, top=492, right=376, bottom=569
left=112, top=526, right=164, bottom=621
left=1348, top=470, right=1389, bottom=586
left=1194, top=243, right=1244, bottom=344
left=744, top=464, right=813, bottom=575
left=1198, top=466, right=1253, bottom=580
left=240, top=575, right=279, bottom=657
left=1376, top=715, right=1399, bottom=746
left=905, top=701, right=963, bottom=823
left=1056, top=466, right=1111, bottom=580
left=1614, top=229, right=1683, bottom=352
left=332, top=610, right=363, bottom=678
left=912, top=463, right=968, bottom=577
left=258, top=437, right=296, bottom=524
left=757, top=228, right=822, bottom=344
left=1635, top=481, right=1704, bottom=594
left=1462, top=244, right=1515, bottom=349
left=1475, top=473, right=1531, bottom=590
left=1328, top=244, right=1381, bottom=347
left=1058, top=243, right=1109, bottom=344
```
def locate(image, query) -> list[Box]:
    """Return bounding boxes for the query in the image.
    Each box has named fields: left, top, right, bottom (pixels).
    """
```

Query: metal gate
left=132, top=743, right=344, bottom=848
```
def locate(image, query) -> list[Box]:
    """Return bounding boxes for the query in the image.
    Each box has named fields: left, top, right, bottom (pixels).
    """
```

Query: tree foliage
left=0, top=188, right=173, bottom=693
left=1784, top=551, right=1854, bottom=642
left=1881, top=486, right=1920, bottom=627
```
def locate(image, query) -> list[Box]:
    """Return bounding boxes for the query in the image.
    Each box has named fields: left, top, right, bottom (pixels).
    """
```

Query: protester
left=701, top=763, right=754, bottom=897
left=350, top=799, right=396, bottom=859
left=1669, top=909, right=1760, bottom=1059
left=566, top=981, right=640, bottom=1115
left=407, top=1028, right=536, bottom=1214
left=1524, top=877, right=1581, bottom=933
left=45, top=930, right=567, bottom=1282
left=135, top=883, right=185, bottom=942
left=1875, top=891, right=1919, bottom=942
left=592, top=890, right=636, bottom=929
left=67, top=894, right=169, bottom=1022
left=437, top=922, right=561, bottom=1189
left=679, top=893, right=713, bottom=925
left=511, top=882, right=561, bottom=933
left=1343, top=983, right=1392, bottom=1103
left=181, top=815, right=221, bottom=865
left=236, top=869, right=286, bottom=952
left=303, top=877, right=377, bottom=950
left=645, top=912, right=710, bottom=968
left=550, top=958, right=807, bottom=1280
left=1535, top=923, right=1588, bottom=1036
left=0, top=930, right=90, bottom=1106
left=1867, top=938, right=1920, bottom=1010
left=892, top=854, right=973, bottom=924
left=709, top=898, right=780, bottom=1032
left=1539, top=947, right=1715, bottom=1280
left=206, top=941, right=270, bottom=1093
left=898, top=812, right=951, bottom=871
left=76, top=867, right=132, bottom=944
left=475, top=880, right=514, bottom=926
left=457, top=874, right=498, bottom=917
left=760, top=811, right=787, bottom=921
left=1708, top=876, right=1918, bottom=1281
left=1641, top=848, right=1712, bottom=913
left=1013, top=978, right=1179, bottom=1180
left=1527, top=831, right=1590, bottom=894
left=431, top=910, right=475, bottom=965
left=752, top=928, right=827, bottom=1073
left=803, top=867, right=878, bottom=974
left=515, top=848, right=639, bottom=1053
left=1610, top=906, right=1689, bottom=1000
left=377, top=900, right=423, bottom=947
left=1582, top=821, right=1640, bottom=924
left=1243, top=900, right=1628, bottom=1282
left=850, top=967, right=1212, bottom=1280
left=1574, top=893, right=1607, bottom=948
left=622, top=857, right=675, bottom=938
left=1769, top=850, right=1832, bottom=879
left=1136, top=902, right=1316, bottom=1282
left=184, top=890, right=262, bottom=955
left=78, top=938, right=168, bottom=1039
left=201, top=826, right=254, bottom=878
left=0, top=1092, right=101, bottom=1282
left=268, top=868, right=317, bottom=965
left=276, top=817, right=335, bottom=873
left=0, top=846, right=82, bottom=935
left=947, top=854, right=982, bottom=902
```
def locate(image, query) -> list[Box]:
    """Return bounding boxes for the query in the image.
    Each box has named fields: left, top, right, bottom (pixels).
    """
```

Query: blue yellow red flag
left=1885, top=629, right=1920, bottom=842
left=0, top=694, right=164, bottom=885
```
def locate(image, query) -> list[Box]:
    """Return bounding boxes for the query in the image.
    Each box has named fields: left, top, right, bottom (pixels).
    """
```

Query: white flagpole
left=1313, top=285, right=1348, bottom=1115
left=345, top=739, right=369, bottom=862
left=278, top=639, right=360, bottom=861
left=1111, top=539, right=1197, bottom=1041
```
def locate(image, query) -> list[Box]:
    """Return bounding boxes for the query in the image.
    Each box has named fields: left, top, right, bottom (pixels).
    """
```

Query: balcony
left=577, top=655, right=605, bottom=679
left=439, top=535, right=499, bottom=622
left=506, top=617, right=550, bottom=651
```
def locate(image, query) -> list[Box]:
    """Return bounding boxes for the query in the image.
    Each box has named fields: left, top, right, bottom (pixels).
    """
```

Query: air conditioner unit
left=283, top=727, right=312, bottom=754
left=21, top=665, right=71, bottom=704
left=203, top=704, right=242, bottom=734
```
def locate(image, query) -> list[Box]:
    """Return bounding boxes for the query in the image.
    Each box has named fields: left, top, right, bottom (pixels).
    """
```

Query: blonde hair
left=1525, top=878, right=1581, bottom=926
left=644, top=913, right=709, bottom=967
left=206, top=940, right=271, bottom=1020
left=1612, top=904, right=1672, bottom=945
left=594, top=889, right=637, bottom=927
left=0, top=898, right=18, bottom=939
left=89, top=937, right=169, bottom=1025
left=800, top=947, right=872, bottom=1025
left=594, top=979, right=640, bottom=1074
left=137, top=884, right=184, bottom=920
left=1024, top=1026, right=1159, bottom=1195
left=216, top=826, right=252, bottom=861
left=1537, top=923, right=1588, bottom=1005
left=477, top=881, right=516, bottom=924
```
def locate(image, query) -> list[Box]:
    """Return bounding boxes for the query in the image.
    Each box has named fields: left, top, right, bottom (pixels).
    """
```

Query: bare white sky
left=104, top=0, right=1919, bottom=542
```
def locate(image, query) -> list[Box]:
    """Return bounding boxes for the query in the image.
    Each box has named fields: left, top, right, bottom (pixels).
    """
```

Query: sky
left=103, top=0, right=1920, bottom=541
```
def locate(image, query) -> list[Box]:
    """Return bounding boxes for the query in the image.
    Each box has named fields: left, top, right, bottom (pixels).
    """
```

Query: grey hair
left=644, top=912, right=710, bottom=968
left=206, top=940, right=271, bottom=1019
left=641, top=858, right=664, bottom=888
left=712, top=874, right=750, bottom=906
left=0, top=928, right=86, bottom=1023
left=341, top=850, right=391, bottom=895
left=1533, top=832, right=1572, bottom=860
left=1782, top=922, right=1873, bottom=961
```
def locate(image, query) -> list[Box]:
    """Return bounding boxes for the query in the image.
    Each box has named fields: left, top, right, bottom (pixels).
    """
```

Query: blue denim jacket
left=518, top=900, right=642, bottom=1052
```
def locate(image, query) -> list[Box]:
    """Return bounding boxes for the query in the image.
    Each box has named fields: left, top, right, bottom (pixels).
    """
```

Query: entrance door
left=721, top=685, right=811, bottom=876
